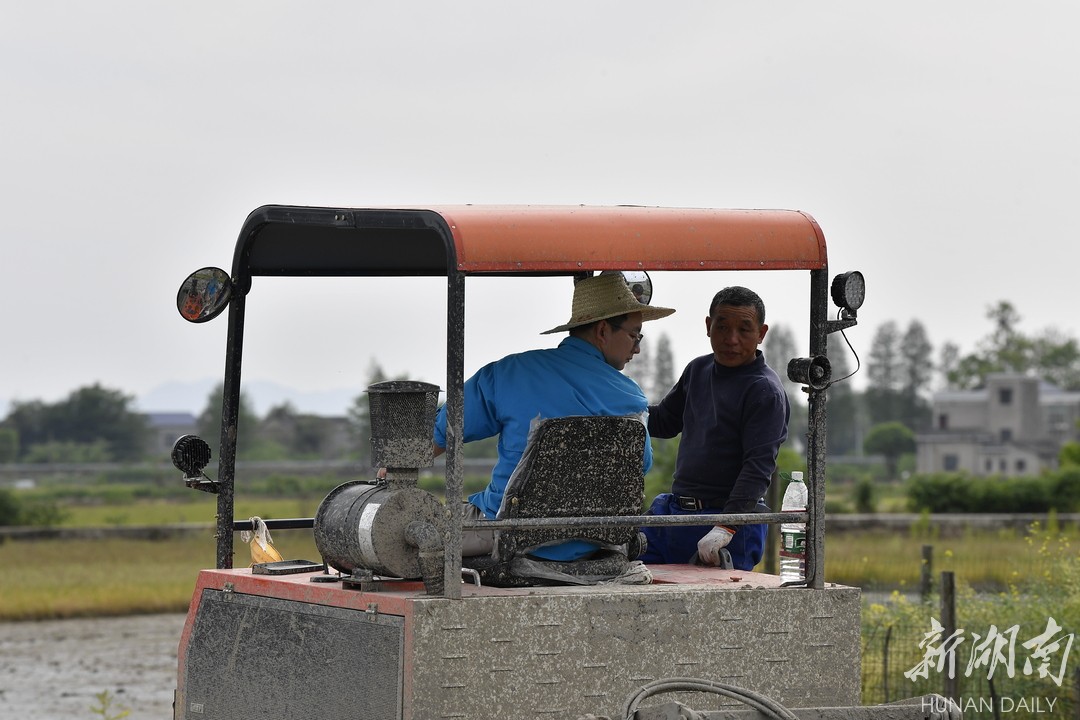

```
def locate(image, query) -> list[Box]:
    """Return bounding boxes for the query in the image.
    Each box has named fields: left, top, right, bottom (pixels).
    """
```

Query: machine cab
left=168, top=205, right=899, bottom=720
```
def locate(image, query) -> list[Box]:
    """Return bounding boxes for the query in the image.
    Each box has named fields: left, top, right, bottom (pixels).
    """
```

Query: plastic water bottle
left=779, top=471, right=808, bottom=583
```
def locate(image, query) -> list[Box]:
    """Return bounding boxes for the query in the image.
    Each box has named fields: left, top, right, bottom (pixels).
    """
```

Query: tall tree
left=865, top=321, right=902, bottom=426
left=985, top=301, right=1031, bottom=372
left=763, top=323, right=808, bottom=449
left=949, top=301, right=1031, bottom=389
left=898, top=320, right=933, bottom=431
left=3, top=401, right=47, bottom=458
left=625, top=338, right=654, bottom=400
left=947, top=301, right=1080, bottom=390
left=651, top=332, right=676, bottom=402
left=197, top=383, right=259, bottom=459
left=1031, top=330, right=1080, bottom=391
left=825, top=334, right=861, bottom=456
left=347, top=361, right=399, bottom=466
left=937, top=342, right=961, bottom=390
left=0, top=427, right=17, bottom=463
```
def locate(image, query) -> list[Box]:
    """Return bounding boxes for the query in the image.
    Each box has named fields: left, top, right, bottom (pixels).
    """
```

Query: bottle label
left=779, top=529, right=805, bottom=558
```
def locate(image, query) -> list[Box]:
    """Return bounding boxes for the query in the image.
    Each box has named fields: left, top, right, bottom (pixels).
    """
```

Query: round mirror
left=597, top=270, right=654, bottom=305
left=177, top=267, right=232, bottom=323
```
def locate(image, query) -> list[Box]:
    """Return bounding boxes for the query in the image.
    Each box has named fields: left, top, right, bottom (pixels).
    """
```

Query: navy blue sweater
left=648, top=351, right=790, bottom=513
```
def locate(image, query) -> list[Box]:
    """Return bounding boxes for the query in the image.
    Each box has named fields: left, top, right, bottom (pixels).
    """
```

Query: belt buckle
left=677, top=495, right=703, bottom=511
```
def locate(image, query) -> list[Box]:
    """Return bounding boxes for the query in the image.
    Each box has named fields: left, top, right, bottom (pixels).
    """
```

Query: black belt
left=675, top=495, right=721, bottom=511
left=675, top=495, right=766, bottom=512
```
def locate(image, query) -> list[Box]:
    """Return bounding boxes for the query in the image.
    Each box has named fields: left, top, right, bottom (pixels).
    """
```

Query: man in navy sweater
left=641, top=286, right=790, bottom=571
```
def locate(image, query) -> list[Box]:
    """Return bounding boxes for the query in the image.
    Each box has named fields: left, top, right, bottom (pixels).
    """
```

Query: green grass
left=824, top=525, right=1067, bottom=591
left=2, top=521, right=1076, bottom=622
left=57, top=496, right=322, bottom=527
left=0, top=530, right=321, bottom=621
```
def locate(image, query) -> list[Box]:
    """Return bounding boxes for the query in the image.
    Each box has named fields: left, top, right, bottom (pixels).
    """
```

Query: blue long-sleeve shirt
left=648, top=350, right=789, bottom=513
left=434, top=336, right=653, bottom=559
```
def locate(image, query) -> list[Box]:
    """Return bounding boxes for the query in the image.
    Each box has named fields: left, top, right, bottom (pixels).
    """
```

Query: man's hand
left=697, top=526, right=735, bottom=565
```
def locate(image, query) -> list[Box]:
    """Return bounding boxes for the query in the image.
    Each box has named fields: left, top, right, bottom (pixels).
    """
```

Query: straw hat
left=541, top=273, right=676, bottom=335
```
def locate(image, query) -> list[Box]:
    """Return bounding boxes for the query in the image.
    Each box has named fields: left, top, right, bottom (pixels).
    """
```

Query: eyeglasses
left=608, top=321, right=643, bottom=347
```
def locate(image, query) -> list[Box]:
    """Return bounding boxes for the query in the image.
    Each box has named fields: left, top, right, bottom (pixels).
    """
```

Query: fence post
left=941, top=571, right=957, bottom=702
left=883, top=624, right=893, bottom=703
left=920, top=544, right=933, bottom=601
left=1073, top=663, right=1080, bottom=720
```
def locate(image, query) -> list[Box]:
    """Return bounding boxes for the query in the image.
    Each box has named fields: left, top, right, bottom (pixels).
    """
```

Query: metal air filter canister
left=314, top=379, right=445, bottom=578
left=367, top=380, right=440, bottom=471
left=313, top=481, right=445, bottom=578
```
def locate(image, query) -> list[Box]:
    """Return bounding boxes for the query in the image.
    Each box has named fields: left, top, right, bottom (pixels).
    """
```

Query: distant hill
left=136, top=378, right=361, bottom=418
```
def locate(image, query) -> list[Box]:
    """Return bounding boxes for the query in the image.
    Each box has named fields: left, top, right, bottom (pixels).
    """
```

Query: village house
left=916, top=373, right=1080, bottom=477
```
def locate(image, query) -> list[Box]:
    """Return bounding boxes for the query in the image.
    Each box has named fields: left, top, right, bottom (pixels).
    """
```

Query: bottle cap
left=791, top=471, right=804, bottom=481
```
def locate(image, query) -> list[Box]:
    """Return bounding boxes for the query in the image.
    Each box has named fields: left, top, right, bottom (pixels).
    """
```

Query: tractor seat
left=462, top=415, right=648, bottom=588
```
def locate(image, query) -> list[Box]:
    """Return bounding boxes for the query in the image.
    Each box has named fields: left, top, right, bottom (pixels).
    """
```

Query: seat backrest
left=495, top=415, right=646, bottom=556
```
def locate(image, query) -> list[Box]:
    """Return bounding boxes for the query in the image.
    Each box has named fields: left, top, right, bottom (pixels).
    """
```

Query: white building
left=916, top=374, right=1080, bottom=476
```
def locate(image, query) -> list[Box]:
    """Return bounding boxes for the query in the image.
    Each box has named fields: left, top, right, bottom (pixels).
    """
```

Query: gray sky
left=3, top=1, right=1078, bottom=417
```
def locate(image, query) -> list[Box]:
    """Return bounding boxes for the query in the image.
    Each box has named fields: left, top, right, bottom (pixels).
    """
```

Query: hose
left=622, top=677, right=799, bottom=720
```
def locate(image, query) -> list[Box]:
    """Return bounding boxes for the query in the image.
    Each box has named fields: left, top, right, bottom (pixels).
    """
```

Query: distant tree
left=897, top=320, right=933, bottom=431
left=825, top=335, right=861, bottom=456
left=3, top=384, right=149, bottom=461
left=863, top=421, right=916, bottom=479
left=347, top=362, right=406, bottom=466
left=937, top=342, right=961, bottom=390
left=261, top=402, right=308, bottom=457
left=625, top=338, right=654, bottom=400
left=1031, top=330, right=1080, bottom=391
left=985, top=301, right=1031, bottom=372
left=764, top=323, right=808, bottom=449
left=260, top=402, right=342, bottom=458
left=865, top=321, right=902, bottom=426
left=949, top=301, right=1031, bottom=389
left=23, top=440, right=111, bottom=463
left=260, top=402, right=299, bottom=450
left=0, top=489, right=19, bottom=525
left=853, top=476, right=876, bottom=513
left=197, top=383, right=259, bottom=459
left=763, top=323, right=797, bottom=389
left=1061, top=441, right=1080, bottom=468
left=0, top=490, right=64, bottom=526
left=651, top=333, right=676, bottom=401
left=2, top=401, right=47, bottom=459
left=948, top=301, right=1080, bottom=391
left=0, top=427, right=17, bottom=463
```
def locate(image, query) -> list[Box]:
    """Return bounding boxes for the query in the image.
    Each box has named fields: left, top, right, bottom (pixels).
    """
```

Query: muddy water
left=0, top=613, right=185, bottom=720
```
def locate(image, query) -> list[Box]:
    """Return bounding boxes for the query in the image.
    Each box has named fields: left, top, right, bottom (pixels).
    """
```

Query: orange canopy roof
left=434, top=205, right=827, bottom=273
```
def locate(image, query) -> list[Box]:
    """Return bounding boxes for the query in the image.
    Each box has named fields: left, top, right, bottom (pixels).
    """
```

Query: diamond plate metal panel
left=407, top=585, right=860, bottom=719
left=182, top=590, right=404, bottom=719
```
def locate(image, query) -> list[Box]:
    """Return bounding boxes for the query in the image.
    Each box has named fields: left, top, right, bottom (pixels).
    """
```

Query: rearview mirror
left=177, top=267, right=232, bottom=323
left=587, top=270, right=653, bottom=305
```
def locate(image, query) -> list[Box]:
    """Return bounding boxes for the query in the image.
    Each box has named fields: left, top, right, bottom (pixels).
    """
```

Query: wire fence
left=861, top=573, right=1079, bottom=719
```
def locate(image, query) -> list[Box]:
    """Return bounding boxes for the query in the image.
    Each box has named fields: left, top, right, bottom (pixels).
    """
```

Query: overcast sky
left=3, top=2, right=1078, bottom=418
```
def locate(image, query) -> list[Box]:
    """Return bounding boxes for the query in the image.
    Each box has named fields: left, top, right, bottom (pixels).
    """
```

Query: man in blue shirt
left=433, top=273, right=675, bottom=561
left=641, top=286, right=790, bottom=571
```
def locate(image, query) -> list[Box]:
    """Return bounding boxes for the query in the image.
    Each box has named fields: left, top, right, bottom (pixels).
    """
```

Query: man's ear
left=597, top=319, right=613, bottom=345
left=758, top=323, right=769, bottom=343
left=704, top=315, right=712, bottom=336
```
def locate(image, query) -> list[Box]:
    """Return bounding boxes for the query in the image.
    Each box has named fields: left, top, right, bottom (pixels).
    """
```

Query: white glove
left=697, top=526, right=735, bottom=565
